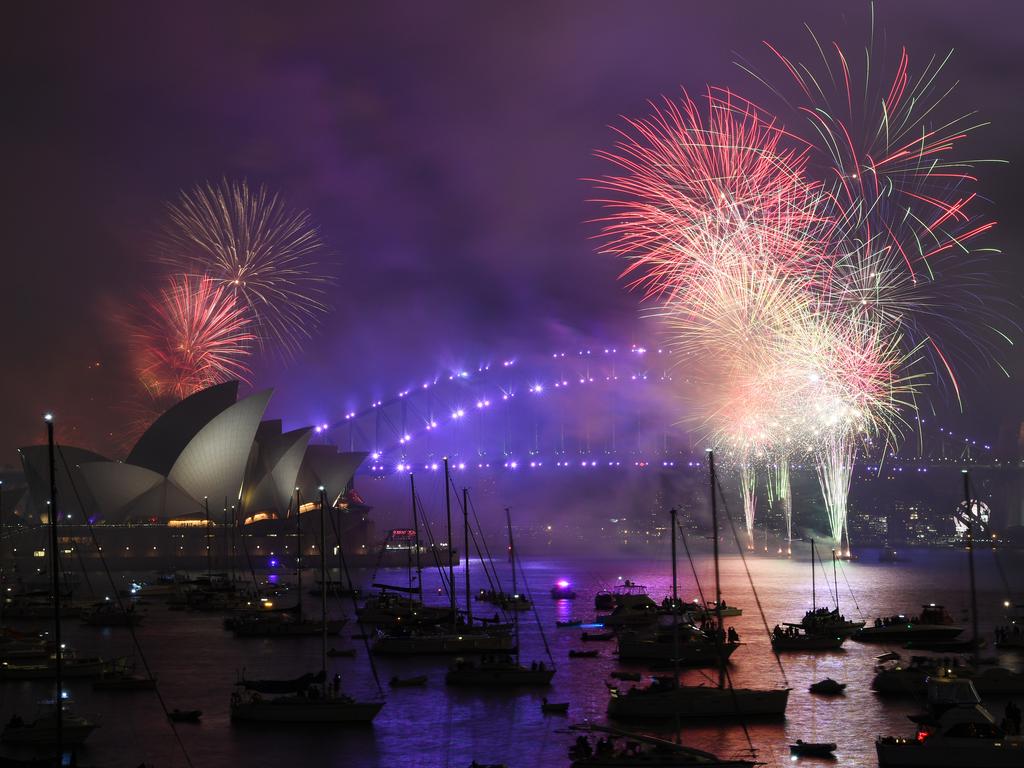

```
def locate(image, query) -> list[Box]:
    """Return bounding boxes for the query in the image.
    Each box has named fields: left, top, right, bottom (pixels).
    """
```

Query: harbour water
left=2, top=546, right=1022, bottom=767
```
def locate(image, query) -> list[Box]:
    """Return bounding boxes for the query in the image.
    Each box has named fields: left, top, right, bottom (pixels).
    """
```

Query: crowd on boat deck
left=689, top=620, right=739, bottom=643
left=805, top=607, right=841, bottom=620
left=570, top=735, right=649, bottom=760
left=773, top=625, right=801, bottom=639
left=874, top=615, right=917, bottom=627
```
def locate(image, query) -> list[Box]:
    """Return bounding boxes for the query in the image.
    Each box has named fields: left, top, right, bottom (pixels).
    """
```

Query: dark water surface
left=2, top=547, right=1023, bottom=767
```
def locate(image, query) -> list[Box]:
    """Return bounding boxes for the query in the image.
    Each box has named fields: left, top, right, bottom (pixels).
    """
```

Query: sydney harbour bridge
left=315, top=341, right=1021, bottom=533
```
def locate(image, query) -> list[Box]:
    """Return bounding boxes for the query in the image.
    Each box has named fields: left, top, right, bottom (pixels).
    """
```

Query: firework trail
left=155, top=178, right=332, bottom=358
left=765, top=460, right=793, bottom=554
left=133, top=275, right=255, bottom=400
left=740, top=463, right=757, bottom=550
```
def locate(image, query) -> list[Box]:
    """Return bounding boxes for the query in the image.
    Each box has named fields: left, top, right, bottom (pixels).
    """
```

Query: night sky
left=4, top=1, right=1023, bottom=459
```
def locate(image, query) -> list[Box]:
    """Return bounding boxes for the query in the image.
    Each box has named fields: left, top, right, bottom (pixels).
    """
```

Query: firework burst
left=133, top=275, right=255, bottom=400
left=155, top=178, right=332, bottom=358
left=592, top=19, right=1005, bottom=547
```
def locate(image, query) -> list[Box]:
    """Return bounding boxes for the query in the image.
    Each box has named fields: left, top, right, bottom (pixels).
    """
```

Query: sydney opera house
left=12, top=382, right=375, bottom=569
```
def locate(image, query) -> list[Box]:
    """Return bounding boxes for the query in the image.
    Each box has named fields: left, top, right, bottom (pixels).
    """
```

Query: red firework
left=590, top=88, right=828, bottom=302
left=133, top=275, right=256, bottom=399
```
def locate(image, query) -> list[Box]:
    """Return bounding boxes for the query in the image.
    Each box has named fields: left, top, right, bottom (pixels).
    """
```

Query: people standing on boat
left=727, top=626, right=739, bottom=643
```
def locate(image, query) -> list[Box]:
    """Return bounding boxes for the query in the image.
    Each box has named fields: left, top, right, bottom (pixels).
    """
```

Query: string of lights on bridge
left=304, top=342, right=997, bottom=478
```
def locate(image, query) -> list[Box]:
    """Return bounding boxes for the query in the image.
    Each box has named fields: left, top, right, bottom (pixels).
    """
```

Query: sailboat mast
left=832, top=547, right=839, bottom=613
left=204, top=496, right=212, bottom=580
left=318, top=487, right=328, bottom=683
left=670, top=507, right=678, bottom=604
left=45, top=413, right=63, bottom=758
left=0, top=480, right=4, bottom=628
left=410, top=474, right=422, bottom=600
left=295, top=488, right=302, bottom=621
left=811, top=539, right=815, bottom=613
left=444, top=458, right=455, bottom=627
left=463, top=488, right=471, bottom=625
left=670, top=507, right=680, bottom=685
left=506, top=507, right=518, bottom=660
left=708, top=450, right=724, bottom=690
left=963, top=470, right=979, bottom=660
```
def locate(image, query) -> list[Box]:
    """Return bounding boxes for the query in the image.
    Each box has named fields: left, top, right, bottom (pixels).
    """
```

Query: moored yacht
left=872, top=653, right=1024, bottom=696
left=231, top=685, right=383, bottom=723
left=230, top=486, right=384, bottom=725
left=372, top=624, right=515, bottom=655
left=607, top=466, right=789, bottom=723
left=595, top=581, right=649, bottom=611
left=856, top=604, right=964, bottom=642
left=598, top=594, right=660, bottom=628
left=607, top=676, right=790, bottom=720
left=569, top=725, right=756, bottom=767
left=1, top=702, right=98, bottom=746
left=356, top=589, right=451, bottom=628
left=616, top=619, right=739, bottom=666
left=800, top=607, right=865, bottom=637
left=876, top=678, right=1024, bottom=767
left=771, top=625, right=845, bottom=651
left=445, top=654, right=554, bottom=686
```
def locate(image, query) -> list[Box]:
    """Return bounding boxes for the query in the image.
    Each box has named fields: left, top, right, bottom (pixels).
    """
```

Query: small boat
left=809, top=678, right=846, bottom=695
left=168, top=709, right=202, bottom=723
left=551, top=581, right=578, bottom=600
left=581, top=631, right=614, bottom=642
left=326, top=647, right=357, bottom=658
left=610, top=671, right=642, bottom=682
left=556, top=619, right=583, bottom=628
left=389, top=674, right=427, bottom=687
left=569, top=649, right=599, bottom=658
left=879, top=548, right=908, bottom=563
left=540, top=698, right=569, bottom=714
left=790, top=740, right=837, bottom=757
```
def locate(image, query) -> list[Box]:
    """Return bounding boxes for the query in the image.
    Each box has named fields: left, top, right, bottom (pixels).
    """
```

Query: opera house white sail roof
left=18, top=382, right=366, bottom=524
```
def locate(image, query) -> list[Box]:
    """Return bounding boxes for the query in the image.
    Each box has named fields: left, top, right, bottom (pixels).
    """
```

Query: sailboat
left=372, top=462, right=514, bottom=655
left=795, top=542, right=864, bottom=638
left=607, top=450, right=789, bottom=721
left=569, top=724, right=757, bottom=767
left=357, top=474, right=452, bottom=629
left=774, top=541, right=848, bottom=650
left=617, top=508, right=739, bottom=666
left=1, top=414, right=98, bottom=753
left=231, top=489, right=347, bottom=638
left=230, top=486, right=383, bottom=724
left=446, top=506, right=554, bottom=686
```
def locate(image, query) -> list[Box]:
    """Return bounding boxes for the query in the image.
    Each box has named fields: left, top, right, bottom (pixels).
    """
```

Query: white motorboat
left=876, top=679, right=1024, bottom=767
